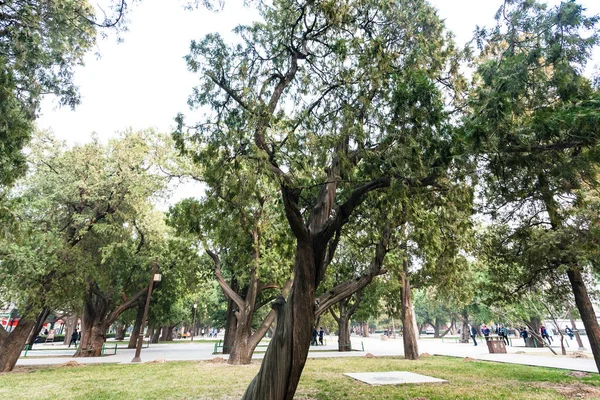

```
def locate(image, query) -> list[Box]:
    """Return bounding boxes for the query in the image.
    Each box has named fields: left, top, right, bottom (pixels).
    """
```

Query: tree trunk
left=241, top=242, right=315, bottom=400
left=159, top=326, right=169, bottom=342
left=433, top=318, right=441, bottom=338
left=151, top=327, right=160, bottom=343
left=75, top=315, right=107, bottom=357
left=228, top=321, right=253, bottom=365
left=363, top=322, right=370, bottom=338
left=400, top=270, right=419, bottom=360
left=337, top=314, right=351, bottom=352
left=223, top=278, right=239, bottom=355
left=567, top=268, right=600, bottom=373
left=115, top=324, right=126, bottom=341
left=63, top=314, right=79, bottom=345
left=460, top=313, right=470, bottom=344
left=165, top=325, right=175, bottom=341
left=128, top=304, right=145, bottom=349
left=568, top=308, right=586, bottom=350
left=0, top=319, right=36, bottom=372
left=26, top=308, right=51, bottom=347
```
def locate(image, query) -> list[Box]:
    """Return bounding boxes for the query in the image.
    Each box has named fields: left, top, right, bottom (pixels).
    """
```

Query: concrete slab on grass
left=344, top=371, right=447, bottom=385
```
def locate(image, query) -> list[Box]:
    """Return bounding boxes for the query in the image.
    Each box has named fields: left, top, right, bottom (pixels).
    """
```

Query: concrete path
left=16, top=335, right=598, bottom=374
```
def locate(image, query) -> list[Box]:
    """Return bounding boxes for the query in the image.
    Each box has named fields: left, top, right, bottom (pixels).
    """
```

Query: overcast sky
left=37, top=0, right=600, bottom=145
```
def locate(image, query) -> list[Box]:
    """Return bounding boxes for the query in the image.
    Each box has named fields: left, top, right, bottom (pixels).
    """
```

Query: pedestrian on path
left=318, top=327, right=324, bottom=345
left=482, top=325, right=491, bottom=341
left=469, top=325, right=478, bottom=346
left=520, top=327, right=528, bottom=346
left=540, top=325, right=552, bottom=346
left=69, top=329, right=78, bottom=347
left=311, top=327, right=318, bottom=346
left=565, top=326, right=574, bottom=340
left=498, top=325, right=509, bottom=346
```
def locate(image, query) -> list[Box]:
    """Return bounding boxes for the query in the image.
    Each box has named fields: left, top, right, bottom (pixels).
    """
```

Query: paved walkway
left=16, top=335, right=598, bottom=373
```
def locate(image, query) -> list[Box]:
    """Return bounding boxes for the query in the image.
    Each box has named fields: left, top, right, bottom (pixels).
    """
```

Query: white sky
left=35, top=0, right=600, bottom=205
left=37, top=0, right=600, bottom=143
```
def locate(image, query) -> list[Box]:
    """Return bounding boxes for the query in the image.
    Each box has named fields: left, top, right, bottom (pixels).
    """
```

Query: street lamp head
left=193, top=303, right=198, bottom=308
left=153, top=273, right=162, bottom=282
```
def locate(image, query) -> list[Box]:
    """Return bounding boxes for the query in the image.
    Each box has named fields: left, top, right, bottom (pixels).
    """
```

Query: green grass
left=1, top=356, right=598, bottom=399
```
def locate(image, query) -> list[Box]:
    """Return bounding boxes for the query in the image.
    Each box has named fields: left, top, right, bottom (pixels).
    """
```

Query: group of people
left=311, top=327, right=325, bottom=346
left=469, top=323, right=576, bottom=347
left=468, top=324, right=509, bottom=346
left=200, top=328, right=219, bottom=338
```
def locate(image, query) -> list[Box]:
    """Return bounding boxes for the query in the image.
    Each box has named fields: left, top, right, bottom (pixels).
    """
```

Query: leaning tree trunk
left=568, top=268, right=600, bottom=373
left=400, top=269, right=419, bottom=360
left=128, top=304, right=145, bottom=349
left=568, top=307, right=586, bottom=350
left=0, top=319, right=36, bottom=372
left=26, top=308, right=51, bottom=347
left=242, top=241, right=315, bottom=400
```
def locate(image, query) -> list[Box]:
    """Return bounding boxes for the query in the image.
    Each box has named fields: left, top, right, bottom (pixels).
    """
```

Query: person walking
left=311, top=327, right=318, bottom=346
left=520, top=327, right=528, bottom=346
left=318, top=327, right=324, bottom=345
left=482, top=324, right=491, bottom=341
left=498, top=325, right=509, bottom=346
left=540, top=325, right=552, bottom=346
left=69, top=329, right=79, bottom=348
left=469, top=325, right=478, bottom=346
left=565, top=326, right=574, bottom=340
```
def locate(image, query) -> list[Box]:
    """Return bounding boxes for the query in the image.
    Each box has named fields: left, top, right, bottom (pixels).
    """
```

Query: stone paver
left=344, top=371, right=447, bottom=385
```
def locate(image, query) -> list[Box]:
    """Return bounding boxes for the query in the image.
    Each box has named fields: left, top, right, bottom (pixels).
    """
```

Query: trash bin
left=486, top=336, right=507, bottom=354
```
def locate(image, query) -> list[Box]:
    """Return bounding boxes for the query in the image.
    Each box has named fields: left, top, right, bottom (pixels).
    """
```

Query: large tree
left=0, top=0, right=133, bottom=187
left=177, top=0, right=465, bottom=397
left=466, top=0, right=600, bottom=372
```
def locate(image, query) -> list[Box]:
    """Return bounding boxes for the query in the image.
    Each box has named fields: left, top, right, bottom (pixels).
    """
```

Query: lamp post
left=132, top=259, right=161, bottom=363
left=191, top=302, right=198, bottom=342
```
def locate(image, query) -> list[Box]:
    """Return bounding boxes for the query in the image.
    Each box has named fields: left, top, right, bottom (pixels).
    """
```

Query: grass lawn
left=1, top=356, right=599, bottom=399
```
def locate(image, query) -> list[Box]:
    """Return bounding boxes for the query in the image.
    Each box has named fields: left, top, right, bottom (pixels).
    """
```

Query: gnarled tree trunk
left=150, top=327, right=160, bottom=343
left=242, top=241, right=316, bottom=400
left=114, top=324, right=127, bottom=341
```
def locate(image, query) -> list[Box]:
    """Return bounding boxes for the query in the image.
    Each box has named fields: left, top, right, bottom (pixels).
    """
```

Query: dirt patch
left=58, top=361, right=83, bottom=367
left=462, top=357, right=477, bottom=362
left=420, top=353, right=432, bottom=358
left=412, top=398, right=429, bottom=400
left=569, top=352, right=589, bottom=359
left=208, top=357, right=226, bottom=363
left=536, top=382, right=600, bottom=399
left=365, top=353, right=376, bottom=359
left=569, top=371, right=590, bottom=378
left=146, top=359, right=166, bottom=364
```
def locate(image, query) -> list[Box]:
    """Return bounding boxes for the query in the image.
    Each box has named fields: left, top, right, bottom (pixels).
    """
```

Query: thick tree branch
left=207, top=249, right=246, bottom=311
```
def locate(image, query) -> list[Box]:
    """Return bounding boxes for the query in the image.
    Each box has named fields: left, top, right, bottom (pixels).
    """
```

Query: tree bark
left=567, top=268, right=600, bottom=372
left=150, top=327, right=160, bottom=343
left=165, top=325, right=175, bottom=341
left=0, top=319, right=36, bottom=372
left=363, top=322, right=370, bottom=338
left=159, top=326, right=169, bottom=341
left=128, top=304, right=145, bottom=349
left=115, top=324, right=126, bottom=341
left=26, top=308, right=51, bottom=347
left=337, top=314, right=351, bottom=352
left=63, top=314, right=79, bottom=346
left=242, top=241, right=315, bottom=400
left=433, top=318, right=441, bottom=338
left=223, top=278, right=239, bottom=355
left=400, top=268, right=419, bottom=360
